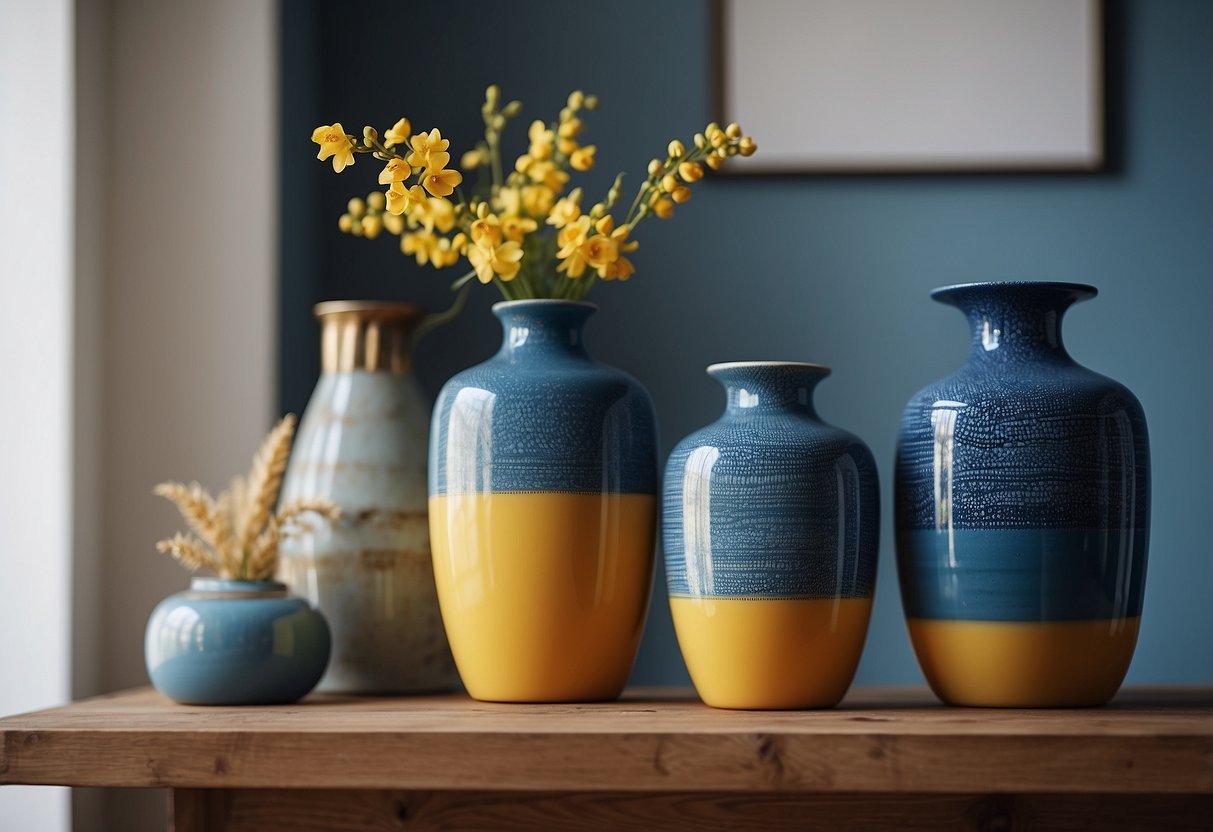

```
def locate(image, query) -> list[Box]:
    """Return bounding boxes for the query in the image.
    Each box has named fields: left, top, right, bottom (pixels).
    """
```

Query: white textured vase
left=278, top=301, right=458, bottom=693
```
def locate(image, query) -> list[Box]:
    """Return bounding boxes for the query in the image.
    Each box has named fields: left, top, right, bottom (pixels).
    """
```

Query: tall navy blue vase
left=664, top=362, right=879, bottom=709
left=895, top=282, right=1150, bottom=707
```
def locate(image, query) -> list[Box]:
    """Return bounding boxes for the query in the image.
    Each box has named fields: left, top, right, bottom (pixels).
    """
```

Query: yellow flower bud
left=661, top=174, right=678, bottom=193
left=477, top=202, right=491, bottom=219
left=709, top=130, right=727, bottom=149
left=726, top=144, right=739, bottom=157
left=595, top=215, right=615, bottom=235
left=503, top=100, right=522, bottom=118
left=653, top=197, right=675, bottom=219
left=589, top=202, right=607, bottom=219
left=347, top=197, right=366, bottom=218
left=558, top=118, right=582, bottom=138
left=570, top=145, right=597, bottom=171
left=667, top=139, right=685, bottom=158
left=491, top=115, right=506, bottom=131
left=367, top=191, right=386, bottom=211
left=693, top=132, right=707, bottom=149
left=647, top=159, right=663, bottom=177
left=705, top=152, right=725, bottom=170
left=567, top=90, right=585, bottom=110
left=461, top=149, right=483, bottom=169
left=362, top=215, right=383, bottom=239
left=679, top=161, right=704, bottom=183
left=383, top=213, right=404, bottom=235
left=338, top=213, right=354, bottom=233
left=557, top=137, right=579, bottom=155
left=739, top=136, right=757, bottom=156
left=671, top=186, right=691, bottom=204
left=706, top=122, right=721, bottom=136
left=726, top=122, right=742, bottom=139
left=584, top=94, right=599, bottom=110
left=485, top=84, right=500, bottom=106
left=350, top=219, right=365, bottom=237
left=363, top=126, right=378, bottom=141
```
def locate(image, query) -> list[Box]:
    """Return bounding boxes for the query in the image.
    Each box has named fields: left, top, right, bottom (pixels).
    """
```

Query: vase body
left=145, top=579, right=331, bottom=705
left=663, top=362, right=879, bottom=709
left=895, top=282, right=1150, bottom=707
left=429, top=300, right=658, bottom=702
left=278, top=301, right=457, bottom=694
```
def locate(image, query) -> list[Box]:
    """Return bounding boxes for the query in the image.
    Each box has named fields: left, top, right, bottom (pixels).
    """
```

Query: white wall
left=0, top=1, right=276, bottom=830
left=0, top=0, right=75, bottom=828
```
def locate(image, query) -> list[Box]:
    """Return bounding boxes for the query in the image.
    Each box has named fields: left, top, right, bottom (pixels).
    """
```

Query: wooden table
left=2, top=687, right=1210, bottom=831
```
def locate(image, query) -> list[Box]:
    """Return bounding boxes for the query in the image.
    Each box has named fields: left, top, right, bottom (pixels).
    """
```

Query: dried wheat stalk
left=154, top=414, right=338, bottom=581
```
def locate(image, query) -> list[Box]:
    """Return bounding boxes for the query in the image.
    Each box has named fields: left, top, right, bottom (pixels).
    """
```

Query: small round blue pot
left=145, top=578, right=332, bottom=705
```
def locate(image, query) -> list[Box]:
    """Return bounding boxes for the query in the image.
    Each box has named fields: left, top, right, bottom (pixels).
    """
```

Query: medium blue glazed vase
left=663, top=362, right=879, bottom=709
left=428, top=299, right=658, bottom=702
left=145, top=578, right=331, bottom=705
left=895, top=282, right=1150, bottom=707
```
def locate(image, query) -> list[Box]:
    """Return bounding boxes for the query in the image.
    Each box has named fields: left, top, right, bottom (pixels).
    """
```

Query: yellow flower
left=461, top=148, right=484, bottom=169
left=652, top=196, right=675, bottom=219
left=401, top=229, right=437, bottom=266
left=570, top=145, right=597, bottom=172
left=430, top=234, right=465, bottom=269
left=501, top=215, right=538, bottom=242
left=423, top=198, right=456, bottom=233
left=604, top=253, right=636, bottom=281
left=385, top=182, right=426, bottom=216
left=514, top=154, right=534, bottom=174
left=679, top=161, right=704, bottom=182
left=383, top=212, right=404, bottom=235
left=383, top=118, right=411, bottom=148
left=585, top=217, right=639, bottom=279
left=546, top=188, right=583, bottom=228
left=521, top=184, right=556, bottom=217
left=312, top=123, right=354, bottom=172
left=527, top=161, right=568, bottom=192
left=362, top=215, right=383, bottom=239
left=378, top=157, right=412, bottom=185
left=406, top=129, right=451, bottom=170
left=468, top=238, right=524, bottom=283
left=528, top=120, right=555, bottom=161
left=582, top=234, right=618, bottom=274
left=471, top=213, right=504, bottom=249
left=497, top=187, right=522, bottom=216
left=422, top=167, right=463, bottom=198
left=555, top=215, right=591, bottom=278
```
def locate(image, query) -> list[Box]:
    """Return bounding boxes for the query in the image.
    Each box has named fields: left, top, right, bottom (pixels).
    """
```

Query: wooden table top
left=2, top=687, right=1210, bottom=794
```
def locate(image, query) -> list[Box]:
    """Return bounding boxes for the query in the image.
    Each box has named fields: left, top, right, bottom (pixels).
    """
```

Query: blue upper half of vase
left=429, top=300, right=657, bottom=496
left=896, top=282, right=1150, bottom=531
left=663, top=362, right=880, bottom=599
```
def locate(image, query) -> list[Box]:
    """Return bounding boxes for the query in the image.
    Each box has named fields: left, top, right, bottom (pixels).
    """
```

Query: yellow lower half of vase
left=670, top=596, right=873, bottom=710
left=907, top=617, right=1141, bottom=707
left=429, top=492, right=656, bottom=703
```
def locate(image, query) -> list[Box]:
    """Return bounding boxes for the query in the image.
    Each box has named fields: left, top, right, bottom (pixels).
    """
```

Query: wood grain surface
left=2, top=687, right=1210, bottom=794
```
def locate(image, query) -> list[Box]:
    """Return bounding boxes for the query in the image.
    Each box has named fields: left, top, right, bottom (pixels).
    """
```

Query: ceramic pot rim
left=313, top=300, right=426, bottom=320
left=491, top=299, right=597, bottom=313
left=188, top=578, right=288, bottom=598
left=707, top=360, right=831, bottom=374
left=930, top=281, right=1098, bottom=300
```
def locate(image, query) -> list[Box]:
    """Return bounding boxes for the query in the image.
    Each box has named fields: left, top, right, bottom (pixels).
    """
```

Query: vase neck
left=709, top=362, right=830, bottom=416
left=315, top=300, right=422, bottom=374
left=932, top=282, right=1096, bottom=363
left=493, top=299, right=595, bottom=360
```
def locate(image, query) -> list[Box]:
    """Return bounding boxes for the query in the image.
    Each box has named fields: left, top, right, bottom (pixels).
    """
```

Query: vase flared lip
left=931, top=281, right=1098, bottom=304
left=491, top=298, right=597, bottom=313
left=314, top=300, right=426, bottom=320
left=707, top=360, right=831, bottom=375
left=188, top=577, right=287, bottom=594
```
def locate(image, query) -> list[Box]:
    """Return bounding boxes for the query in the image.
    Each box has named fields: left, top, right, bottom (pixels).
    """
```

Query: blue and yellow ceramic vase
left=895, top=282, right=1150, bottom=707
left=428, top=299, right=658, bottom=703
left=664, top=362, right=879, bottom=709
left=145, top=578, right=331, bottom=705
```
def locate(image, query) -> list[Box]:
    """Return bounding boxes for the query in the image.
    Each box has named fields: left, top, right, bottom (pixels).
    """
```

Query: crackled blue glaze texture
left=663, top=363, right=880, bottom=599
left=145, top=579, right=331, bottom=705
left=429, top=300, right=657, bottom=497
left=895, top=282, right=1151, bottom=623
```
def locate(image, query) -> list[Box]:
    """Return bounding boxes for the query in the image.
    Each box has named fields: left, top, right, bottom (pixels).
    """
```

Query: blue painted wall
left=281, top=0, right=1212, bottom=686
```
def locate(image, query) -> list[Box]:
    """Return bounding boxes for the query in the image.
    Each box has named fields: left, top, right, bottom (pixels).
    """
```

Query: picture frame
left=714, top=0, right=1105, bottom=174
